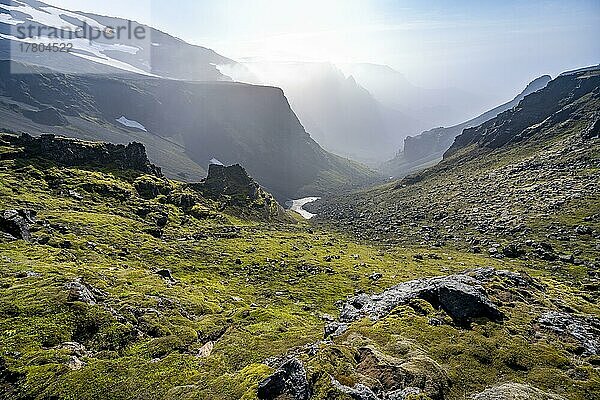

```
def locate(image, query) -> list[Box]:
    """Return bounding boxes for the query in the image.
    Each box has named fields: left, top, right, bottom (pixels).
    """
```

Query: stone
left=471, top=383, right=565, bottom=400
left=575, top=225, right=593, bottom=235
left=356, top=347, right=449, bottom=400
left=538, top=311, right=600, bottom=356
left=67, top=190, right=83, bottom=200
left=0, top=209, right=36, bottom=242
left=385, top=387, right=422, bottom=400
left=331, top=377, right=380, bottom=400
left=369, top=272, right=383, bottom=281
left=65, top=279, right=97, bottom=305
left=339, top=269, right=506, bottom=326
left=324, top=322, right=349, bottom=338
left=502, top=243, right=525, bottom=258
left=66, top=355, right=86, bottom=370
left=196, top=341, right=214, bottom=358
left=156, top=269, right=176, bottom=283
left=257, top=358, right=310, bottom=400
left=57, top=342, right=87, bottom=357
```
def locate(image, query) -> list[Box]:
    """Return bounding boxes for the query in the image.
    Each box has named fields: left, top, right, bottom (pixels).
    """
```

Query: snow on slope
left=0, top=0, right=105, bottom=31
left=0, top=12, right=24, bottom=25
left=116, top=116, right=147, bottom=131
left=0, top=0, right=151, bottom=76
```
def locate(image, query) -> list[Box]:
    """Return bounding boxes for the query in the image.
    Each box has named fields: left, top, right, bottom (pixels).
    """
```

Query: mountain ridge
left=381, top=74, right=552, bottom=177
left=0, top=60, right=378, bottom=200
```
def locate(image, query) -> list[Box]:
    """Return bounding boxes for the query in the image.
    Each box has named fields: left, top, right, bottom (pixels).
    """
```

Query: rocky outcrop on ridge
left=2, top=133, right=162, bottom=176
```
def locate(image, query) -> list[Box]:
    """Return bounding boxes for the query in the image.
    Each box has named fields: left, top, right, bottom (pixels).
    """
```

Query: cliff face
left=0, top=61, right=376, bottom=199
left=2, top=133, right=162, bottom=176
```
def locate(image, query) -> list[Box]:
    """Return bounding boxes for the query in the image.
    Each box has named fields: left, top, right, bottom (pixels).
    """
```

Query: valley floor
left=0, top=143, right=599, bottom=399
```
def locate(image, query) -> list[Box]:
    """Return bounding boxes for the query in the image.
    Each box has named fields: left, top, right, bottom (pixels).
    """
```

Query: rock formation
left=338, top=268, right=507, bottom=326
left=2, top=133, right=162, bottom=176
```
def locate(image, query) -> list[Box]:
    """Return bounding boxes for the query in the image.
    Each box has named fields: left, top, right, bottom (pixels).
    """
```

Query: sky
left=47, top=0, right=600, bottom=105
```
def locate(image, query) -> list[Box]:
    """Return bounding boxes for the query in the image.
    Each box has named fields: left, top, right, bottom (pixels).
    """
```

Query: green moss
left=0, top=151, right=598, bottom=399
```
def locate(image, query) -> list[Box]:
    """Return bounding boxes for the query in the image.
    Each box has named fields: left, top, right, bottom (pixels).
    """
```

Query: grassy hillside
left=0, top=134, right=598, bottom=399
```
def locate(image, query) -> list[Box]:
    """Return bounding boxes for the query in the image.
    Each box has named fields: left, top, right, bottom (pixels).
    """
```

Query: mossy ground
left=0, top=150, right=598, bottom=399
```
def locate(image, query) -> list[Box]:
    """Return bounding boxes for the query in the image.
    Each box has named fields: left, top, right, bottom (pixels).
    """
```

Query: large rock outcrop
left=199, top=164, right=260, bottom=202
left=190, top=164, right=291, bottom=222
left=3, top=133, right=162, bottom=176
left=338, top=268, right=508, bottom=326
left=538, top=311, right=600, bottom=356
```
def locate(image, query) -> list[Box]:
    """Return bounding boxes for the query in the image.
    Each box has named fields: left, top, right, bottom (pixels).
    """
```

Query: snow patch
left=0, top=32, right=151, bottom=76
left=0, top=0, right=105, bottom=31
left=116, top=116, right=147, bottom=131
left=209, top=158, right=224, bottom=166
left=0, top=12, right=25, bottom=25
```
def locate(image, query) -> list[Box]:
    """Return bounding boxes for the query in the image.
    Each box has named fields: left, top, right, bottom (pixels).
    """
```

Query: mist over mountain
left=381, top=74, right=552, bottom=177
left=0, top=0, right=376, bottom=200
left=339, top=63, right=487, bottom=129
left=222, top=61, right=423, bottom=164
left=1, top=1, right=600, bottom=399
left=221, top=61, right=492, bottom=165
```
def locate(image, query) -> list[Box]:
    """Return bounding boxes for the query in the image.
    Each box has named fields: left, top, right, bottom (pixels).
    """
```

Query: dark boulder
left=502, top=243, right=526, bottom=258
left=257, top=358, right=310, bottom=400
left=156, top=269, right=176, bottom=283
left=0, top=209, right=36, bottom=242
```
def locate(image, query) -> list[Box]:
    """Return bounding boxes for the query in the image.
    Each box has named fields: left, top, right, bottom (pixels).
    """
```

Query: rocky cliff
left=446, top=68, right=599, bottom=158
left=0, top=61, right=377, bottom=199
left=1, top=133, right=162, bottom=176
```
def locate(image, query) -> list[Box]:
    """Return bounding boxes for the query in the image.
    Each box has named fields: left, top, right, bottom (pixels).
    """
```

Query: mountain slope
left=0, top=0, right=236, bottom=80
left=1, top=130, right=598, bottom=400
left=381, top=75, right=551, bottom=177
left=310, top=67, right=600, bottom=264
left=0, top=61, right=376, bottom=199
left=223, top=62, right=422, bottom=164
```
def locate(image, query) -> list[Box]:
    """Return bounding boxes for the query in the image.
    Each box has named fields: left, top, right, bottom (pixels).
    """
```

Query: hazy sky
left=48, top=0, right=599, bottom=105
